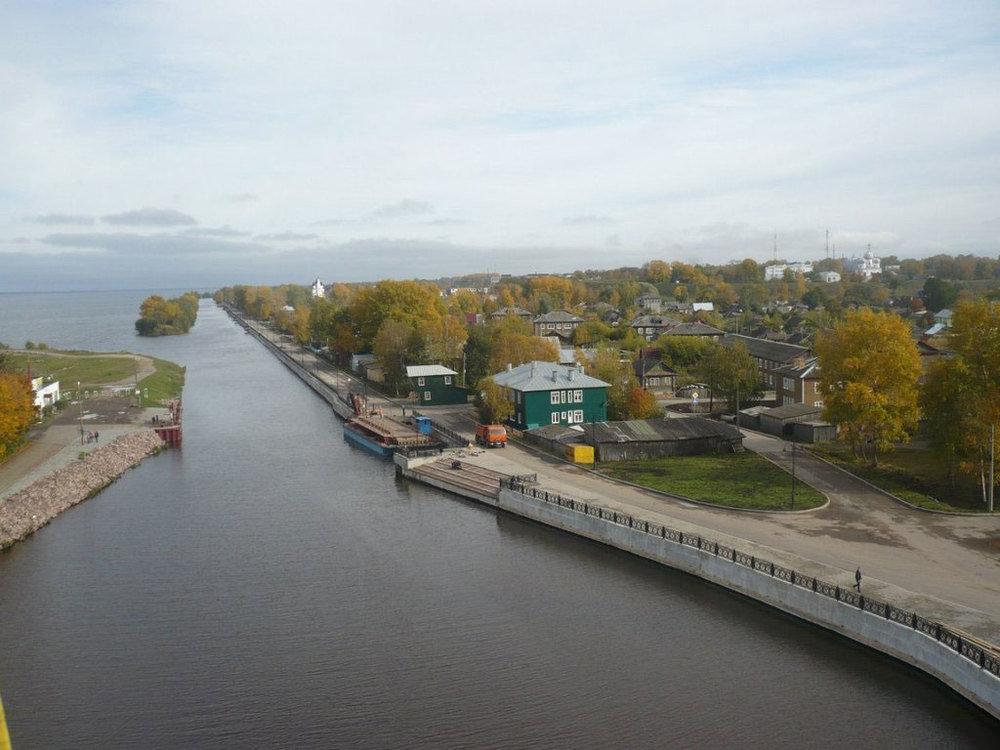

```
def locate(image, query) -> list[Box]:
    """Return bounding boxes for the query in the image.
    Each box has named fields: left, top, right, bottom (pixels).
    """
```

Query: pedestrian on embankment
left=854, top=567, right=862, bottom=592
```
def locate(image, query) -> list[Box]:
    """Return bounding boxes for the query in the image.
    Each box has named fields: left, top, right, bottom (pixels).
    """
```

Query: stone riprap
left=0, top=429, right=165, bottom=549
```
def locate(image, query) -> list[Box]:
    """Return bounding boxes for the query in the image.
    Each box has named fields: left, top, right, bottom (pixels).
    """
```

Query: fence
left=499, top=478, right=1000, bottom=679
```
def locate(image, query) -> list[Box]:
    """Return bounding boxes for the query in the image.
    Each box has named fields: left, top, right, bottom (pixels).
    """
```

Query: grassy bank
left=139, top=357, right=185, bottom=406
left=598, top=452, right=826, bottom=511
left=809, top=442, right=994, bottom=513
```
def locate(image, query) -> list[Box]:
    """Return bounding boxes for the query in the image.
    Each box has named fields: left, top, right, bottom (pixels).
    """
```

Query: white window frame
left=574, top=409, right=583, bottom=422
left=423, top=391, right=431, bottom=401
left=551, top=413, right=559, bottom=424
left=560, top=390, right=567, bottom=404
left=550, top=391, right=560, bottom=405
left=574, top=390, right=583, bottom=403
left=561, top=411, right=567, bottom=421
left=444, top=376, right=452, bottom=384
left=417, top=377, right=425, bottom=386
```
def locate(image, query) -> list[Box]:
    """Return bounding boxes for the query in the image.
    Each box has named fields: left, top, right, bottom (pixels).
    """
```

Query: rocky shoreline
left=0, top=429, right=166, bottom=549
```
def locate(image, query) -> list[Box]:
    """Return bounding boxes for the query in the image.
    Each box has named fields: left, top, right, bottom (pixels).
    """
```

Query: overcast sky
left=1, top=1, right=998, bottom=291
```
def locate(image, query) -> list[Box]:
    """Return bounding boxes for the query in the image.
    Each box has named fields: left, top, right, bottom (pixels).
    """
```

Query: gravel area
left=0, top=429, right=165, bottom=549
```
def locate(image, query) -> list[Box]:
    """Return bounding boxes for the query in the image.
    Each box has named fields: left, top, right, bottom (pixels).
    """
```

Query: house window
left=560, top=391, right=567, bottom=404
left=568, top=411, right=576, bottom=424
left=561, top=411, right=567, bottom=421
left=815, top=400, right=824, bottom=407
left=423, top=391, right=431, bottom=401
left=783, top=377, right=794, bottom=391
left=551, top=392, right=560, bottom=405
left=444, top=376, right=452, bottom=384
left=574, top=409, right=583, bottom=422
left=417, top=377, right=425, bottom=386
left=551, top=413, right=559, bottom=424
left=574, top=390, right=583, bottom=403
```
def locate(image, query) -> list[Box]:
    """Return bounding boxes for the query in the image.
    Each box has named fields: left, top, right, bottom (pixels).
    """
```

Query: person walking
left=854, top=567, right=862, bottom=592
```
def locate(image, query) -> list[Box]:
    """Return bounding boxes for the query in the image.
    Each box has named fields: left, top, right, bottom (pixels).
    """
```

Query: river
left=0, top=294, right=996, bottom=747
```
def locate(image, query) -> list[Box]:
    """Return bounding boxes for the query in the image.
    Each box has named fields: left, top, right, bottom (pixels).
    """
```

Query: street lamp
left=77, top=381, right=84, bottom=445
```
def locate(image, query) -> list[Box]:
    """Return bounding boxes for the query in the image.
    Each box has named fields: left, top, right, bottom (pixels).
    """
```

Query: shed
left=582, top=417, right=742, bottom=462
left=792, top=420, right=837, bottom=443
left=758, top=404, right=824, bottom=437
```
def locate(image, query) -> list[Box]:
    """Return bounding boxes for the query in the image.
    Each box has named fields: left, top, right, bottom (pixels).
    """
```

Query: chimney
left=551, top=368, right=558, bottom=382
left=507, top=363, right=513, bottom=372
left=568, top=368, right=575, bottom=381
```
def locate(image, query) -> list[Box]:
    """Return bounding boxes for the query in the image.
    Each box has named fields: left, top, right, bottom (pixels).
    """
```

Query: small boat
left=343, top=414, right=438, bottom=458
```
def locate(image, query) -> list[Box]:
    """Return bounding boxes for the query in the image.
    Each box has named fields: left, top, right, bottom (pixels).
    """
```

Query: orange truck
left=475, top=423, right=508, bottom=448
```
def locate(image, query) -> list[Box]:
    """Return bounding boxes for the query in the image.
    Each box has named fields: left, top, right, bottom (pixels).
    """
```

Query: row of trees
left=135, top=292, right=200, bottom=336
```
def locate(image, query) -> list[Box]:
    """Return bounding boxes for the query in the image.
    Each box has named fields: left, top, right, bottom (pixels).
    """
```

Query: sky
left=1, top=0, right=998, bottom=292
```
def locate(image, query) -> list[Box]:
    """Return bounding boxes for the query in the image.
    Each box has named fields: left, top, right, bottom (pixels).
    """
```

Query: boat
left=343, top=414, right=439, bottom=458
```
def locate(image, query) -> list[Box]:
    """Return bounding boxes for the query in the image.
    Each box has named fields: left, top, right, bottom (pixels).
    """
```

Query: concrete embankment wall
left=0, top=430, right=166, bottom=549
left=497, top=485, right=1000, bottom=719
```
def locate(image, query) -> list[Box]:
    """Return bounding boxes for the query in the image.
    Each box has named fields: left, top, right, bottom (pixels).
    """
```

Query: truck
left=475, top=423, right=508, bottom=448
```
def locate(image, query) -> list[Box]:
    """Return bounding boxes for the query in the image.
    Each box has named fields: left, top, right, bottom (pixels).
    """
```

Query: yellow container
left=565, top=444, right=594, bottom=464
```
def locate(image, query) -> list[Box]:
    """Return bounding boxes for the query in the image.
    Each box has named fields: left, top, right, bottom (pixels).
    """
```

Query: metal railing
left=499, top=478, right=1000, bottom=679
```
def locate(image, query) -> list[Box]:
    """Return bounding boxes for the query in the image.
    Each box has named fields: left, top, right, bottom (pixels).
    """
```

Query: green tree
left=921, top=277, right=958, bottom=312
left=373, top=321, right=422, bottom=395
left=698, top=342, right=764, bottom=412
left=588, top=347, right=635, bottom=420
left=816, top=309, right=921, bottom=464
left=476, top=376, right=514, bottom=425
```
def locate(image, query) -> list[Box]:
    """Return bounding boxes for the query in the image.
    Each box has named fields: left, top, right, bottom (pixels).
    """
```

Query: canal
left=0, top=298, right=996, bottom=747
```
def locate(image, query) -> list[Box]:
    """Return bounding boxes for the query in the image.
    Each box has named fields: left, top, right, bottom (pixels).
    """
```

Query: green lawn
left=9, top=351, right=138, bottom=385
left=809, top=442, right=993, bottom=513
left=598, top=452, right=826, bottom=511
left=8, top=350, right=184, bottom=407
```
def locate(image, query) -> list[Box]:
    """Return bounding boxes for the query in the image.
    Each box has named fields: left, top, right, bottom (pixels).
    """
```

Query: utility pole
left=791, top=442, right=797, bottom=511
left=991, top=424, right=995, bottom=512
left=78, top=381, right=84, bottom=445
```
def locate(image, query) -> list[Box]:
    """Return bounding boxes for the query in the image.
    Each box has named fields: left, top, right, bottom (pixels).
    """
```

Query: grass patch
left=138, top=357, right=185, bottom=406
left=8, top=351, right=138, bottom=385
left=598, top=452, right=825, bottom=511
left=809, top=442, right=993, bottom=513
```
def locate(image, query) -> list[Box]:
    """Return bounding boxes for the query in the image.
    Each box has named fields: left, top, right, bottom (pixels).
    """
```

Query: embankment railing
left=499, top=478, right=1000, bottom=679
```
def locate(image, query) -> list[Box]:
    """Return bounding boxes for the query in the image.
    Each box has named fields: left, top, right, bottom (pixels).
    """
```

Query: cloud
left=256, top=232, right=318, bottom=241
left=183, top=226, right=251, bottom=237
left=228, top=193, right=259, bottom=203
left=370, top=199, right=435, bottom=220
left=422, top=218, right=470, bottom=227
left=41, top=231, right=269, bottom=257
left=31, top=213, right=95, bottom=226
left=102, top=208, right=197, bottom=227
left=562, top=215, right=614, bottom=226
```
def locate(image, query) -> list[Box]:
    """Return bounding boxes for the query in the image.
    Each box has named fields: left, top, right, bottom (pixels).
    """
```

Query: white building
left=31, top=377, right=60, bottom=410
left=819, top=271, right=841, bottom=283
left=311, top=278, right=326, bottom=298
left=764, top=262, right=813, bottom=281
left=843, top=249, right=881, bottom=280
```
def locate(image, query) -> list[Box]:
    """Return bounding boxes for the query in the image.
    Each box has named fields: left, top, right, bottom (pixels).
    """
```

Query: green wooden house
left=490, top=361, right=609, bottom=431
left=407, top=365, right=467, bottom=405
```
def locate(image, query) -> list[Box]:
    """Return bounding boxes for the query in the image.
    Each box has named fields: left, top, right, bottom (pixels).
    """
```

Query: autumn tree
left=476, top=376, right=514, bottom=425
left=588, top=347, right=636, bottom=420
left=0, top=372, right=35, bottom=458
left=816, top=309, right=921, bottom=464
left=419, top=315, right=468, bottom=375
left=487, top=316, right=558, bottom=373
left=698, top=341, right=763, bottom=412
left=643, top=259, right=671, bottom=284
left=349, top=280, right=445, bottom=349
left=923, top=299, right=1000, bottom=506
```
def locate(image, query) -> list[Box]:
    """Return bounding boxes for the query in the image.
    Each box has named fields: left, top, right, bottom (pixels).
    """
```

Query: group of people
left=86, top=430, right=99, bottom=444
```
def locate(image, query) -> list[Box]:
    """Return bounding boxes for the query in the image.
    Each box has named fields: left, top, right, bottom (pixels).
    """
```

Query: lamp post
left=791, top=442, right=797, bottom=510
left=77, top=381, right=84, bottom=445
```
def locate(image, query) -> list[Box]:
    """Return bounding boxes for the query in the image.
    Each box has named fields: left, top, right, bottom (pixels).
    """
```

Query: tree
left=698, top=342, right=764, bottom=412
left=643, top=259, right=671, bottom=283
left=349, top=280, right=444, bottom=349
left=816, top=309, right=921, bottom=464
left=419, top=315, right=468, bottom=373
left=921, top=277, right=958, bottom=312
left=926, top=299, right=1000, bottom=505
left=0, top=372, right=35, bottom=458
left=373, top=321, right=422, bottom=395
left=626, top=386, right=663, bottom=419
left=476, top=376, right=514, bottom=425
left=588, top=347, right=634, bottom=420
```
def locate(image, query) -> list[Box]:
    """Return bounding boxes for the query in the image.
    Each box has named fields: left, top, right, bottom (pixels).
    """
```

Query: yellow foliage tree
left=816, top=309, right=921, bottom=464
left=0, top=372, right=35, bottom=458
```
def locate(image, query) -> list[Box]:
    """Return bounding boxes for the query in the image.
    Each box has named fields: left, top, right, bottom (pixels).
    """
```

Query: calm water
left=0, top=297, right=996, bottom=748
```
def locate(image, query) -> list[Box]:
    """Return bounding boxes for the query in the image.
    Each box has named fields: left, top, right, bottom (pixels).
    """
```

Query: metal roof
left=584, top=417, right=741, bottom=444
left=759, top=403, right=823, bottom=420
left=533, top=310, right=584, bottom=323
left=491, top=360, right=609, bottom=392
left=721, top=333, right=811, bottom=362
left=406, top=365, right=457, bottom=377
